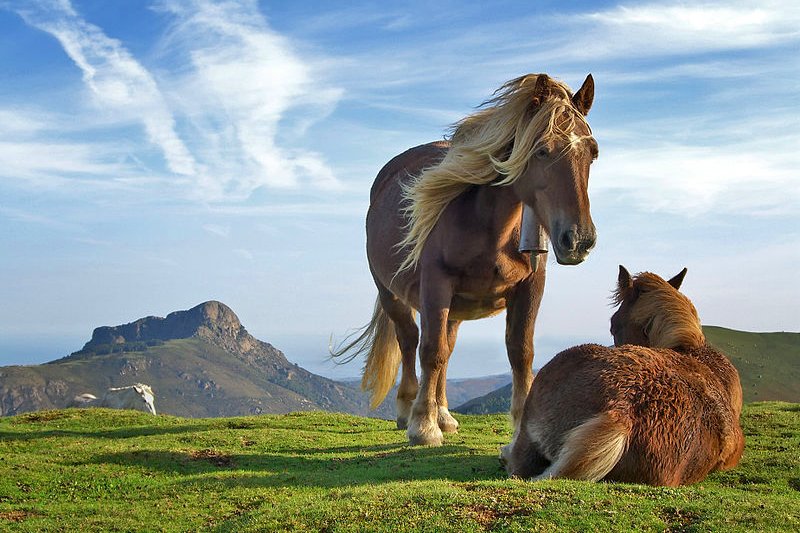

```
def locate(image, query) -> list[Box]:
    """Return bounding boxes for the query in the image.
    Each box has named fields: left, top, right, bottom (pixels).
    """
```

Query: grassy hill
left=703, top=326, right=799, bottom=403
left=456, top=382, right=513, bottom=415
left=1, top=403, right=797, bottom=531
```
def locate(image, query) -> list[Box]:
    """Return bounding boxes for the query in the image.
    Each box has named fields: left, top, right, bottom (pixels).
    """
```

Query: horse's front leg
left=435, top=319, right=462, bottom=433
left=505, top=270, right=545, bottom=429
left=407, top=278, right=453, bottom=446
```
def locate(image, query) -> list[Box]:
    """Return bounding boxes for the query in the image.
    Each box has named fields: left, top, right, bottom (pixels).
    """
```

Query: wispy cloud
left=11, top=0, right=196, bottom=176
left=594, top=135, right=800, bottom=216
left=154, top=0, right=343, bottom=198
left=0, top=139, right=130, bottom=188
left=583, top=1, right=800, bottom=56
left=4, top=0, right=343, bottom=202
left=493, top=1, right=800, bottom=67
left=0, top=108, right=48, bottom=135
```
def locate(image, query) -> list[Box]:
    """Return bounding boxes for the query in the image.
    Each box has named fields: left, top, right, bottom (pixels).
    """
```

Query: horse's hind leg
left=436, top=319, right=461, bottom=433
left=377, top=287, right=419, bottom=430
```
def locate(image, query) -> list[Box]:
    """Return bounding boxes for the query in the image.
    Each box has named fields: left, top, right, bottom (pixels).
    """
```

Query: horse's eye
left=535, top=148, right=549, bottom=160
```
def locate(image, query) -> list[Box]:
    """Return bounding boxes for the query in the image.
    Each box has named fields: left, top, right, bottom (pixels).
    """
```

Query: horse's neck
left=472, top=183, right=523, bottom=243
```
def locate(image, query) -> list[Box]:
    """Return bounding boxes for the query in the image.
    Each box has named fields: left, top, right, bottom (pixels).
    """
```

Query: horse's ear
left=618, top=265, right=633, bottom=291
left=531, top=74, right=551, bottom=107
left=572, top=74, right=594, bottom=116
left=668, top=267, right=688, bottom=290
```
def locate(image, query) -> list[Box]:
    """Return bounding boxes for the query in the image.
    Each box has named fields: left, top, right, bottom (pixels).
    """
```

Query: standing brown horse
left=501, top=267, right=745, bottom=485
left=333, top=73, right=598, bottom=446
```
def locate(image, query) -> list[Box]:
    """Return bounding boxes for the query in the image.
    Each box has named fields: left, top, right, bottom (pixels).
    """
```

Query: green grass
left=1, top=404, right=798, bottom=532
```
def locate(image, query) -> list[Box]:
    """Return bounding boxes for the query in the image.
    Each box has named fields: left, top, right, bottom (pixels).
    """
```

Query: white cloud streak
left=155, top=0, right=343, bottom=199
left=583, top=1, right=800, bottom=56
left=4, top=0, right=343, bottom=201
left=593, top=139, right=800, bottom=216
left=489, top=1, right=800, bottom=67
left=11, top=0, right=196, bottom=176
left=0, top=139, right=129, bottom=188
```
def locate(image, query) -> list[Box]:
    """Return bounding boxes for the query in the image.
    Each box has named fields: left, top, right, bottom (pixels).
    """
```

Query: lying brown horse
left=501, top=266, right=744, bottom=485
left=333, top=73, right=598, bottom=445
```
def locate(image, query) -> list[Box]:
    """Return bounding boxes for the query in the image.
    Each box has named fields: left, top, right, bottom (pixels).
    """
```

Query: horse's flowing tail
left=537, top=412, right=631, bottom=481
left=330, top=298, right=402, bottom=409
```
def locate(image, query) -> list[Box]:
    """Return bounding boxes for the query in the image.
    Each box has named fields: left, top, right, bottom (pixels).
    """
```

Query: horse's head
left=397, top=73, right=599, bottom=274
left=610, top=265, right=704, bottom=350
left=510, top=74, right=597, bottom=265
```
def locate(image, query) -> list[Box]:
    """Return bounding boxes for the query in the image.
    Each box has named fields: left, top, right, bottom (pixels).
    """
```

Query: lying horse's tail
left=538, top=412, right=631, bottom=481
left=330, top=297, right=401, bottom=409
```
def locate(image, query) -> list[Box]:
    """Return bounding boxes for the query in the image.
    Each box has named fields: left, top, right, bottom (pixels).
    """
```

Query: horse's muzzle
left=553, top=225, right=596, bottom=265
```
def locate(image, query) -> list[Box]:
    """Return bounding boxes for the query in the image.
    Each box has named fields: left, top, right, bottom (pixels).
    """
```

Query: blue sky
left=1, top=0, right=798, bottom=378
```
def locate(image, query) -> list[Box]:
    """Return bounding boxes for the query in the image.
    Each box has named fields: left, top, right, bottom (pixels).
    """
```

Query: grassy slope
left=1, top=404, right=798, bottom=532
left=703, top=326, right=800, bottom=403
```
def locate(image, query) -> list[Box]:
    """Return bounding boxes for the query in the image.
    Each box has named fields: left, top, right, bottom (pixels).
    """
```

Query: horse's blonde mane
left=396, top=74, right=591, bottom=274
left=614, top=272, right=705, bottom=351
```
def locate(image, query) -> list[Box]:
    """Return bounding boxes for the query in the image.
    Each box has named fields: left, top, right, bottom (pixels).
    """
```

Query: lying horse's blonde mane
left=615, top=272, right=705, bottom=351
left=396, top=74, right=591, bottom=274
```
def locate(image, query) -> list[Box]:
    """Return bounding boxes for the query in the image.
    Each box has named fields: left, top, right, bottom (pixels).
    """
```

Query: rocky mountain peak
left=83, top=301, right=246, bottom=350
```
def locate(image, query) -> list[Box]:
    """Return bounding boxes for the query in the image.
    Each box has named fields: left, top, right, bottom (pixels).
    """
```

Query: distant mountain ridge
left=454, top=326, right=800, bottom=414
left=0, top=301, right=509, bottom=419
left=0, top=301, right=394, bottom=418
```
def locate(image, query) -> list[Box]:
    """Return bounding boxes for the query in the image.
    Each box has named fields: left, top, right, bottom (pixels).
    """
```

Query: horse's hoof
left=439, top=421, right=459, bottom=433
left=407, top=425, right=444, bottom=446
left=437, top=407, right=459, bottom=433
left=396, top=417, right=408, bottom=430
left=499, top=443, right=511, bottom=466
left=408, top=433, right=443, bottom=446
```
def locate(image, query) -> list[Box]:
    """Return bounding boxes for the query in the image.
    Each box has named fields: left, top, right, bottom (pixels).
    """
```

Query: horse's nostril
left=559, top=230, right=577, bottom=252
